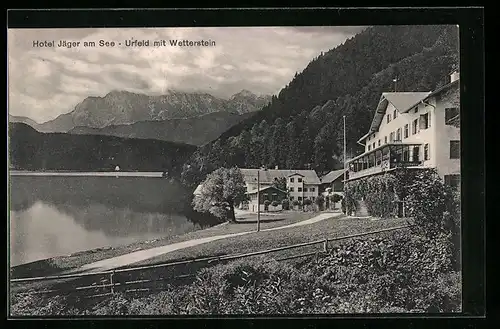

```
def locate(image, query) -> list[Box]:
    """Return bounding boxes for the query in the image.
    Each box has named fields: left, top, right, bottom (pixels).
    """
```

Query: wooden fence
left=10, top=225, right=411, bottom=298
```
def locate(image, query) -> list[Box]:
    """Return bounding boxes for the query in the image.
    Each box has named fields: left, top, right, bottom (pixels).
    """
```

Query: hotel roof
left=359, top=92, right=432, bottom=143
left=320, top=169, right=347, bottom=184
left=245, top=186, right=288, bottom=195
left=240, top=169, right=321, bottom=185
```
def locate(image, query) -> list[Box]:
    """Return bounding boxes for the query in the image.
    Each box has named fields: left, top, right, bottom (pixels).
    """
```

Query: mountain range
left=9, top=89, right=271, bottom=145
left=68, top=111, right=256, bottom=146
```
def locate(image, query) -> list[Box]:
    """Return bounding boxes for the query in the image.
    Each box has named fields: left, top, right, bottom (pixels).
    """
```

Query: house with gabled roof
left=240, top=168, right=321, bottom=206
left=347, top=70, right=460, bottom=189
left=320, top=169, right=348, bottom=194
left=246, top=185, right=288, bottom=212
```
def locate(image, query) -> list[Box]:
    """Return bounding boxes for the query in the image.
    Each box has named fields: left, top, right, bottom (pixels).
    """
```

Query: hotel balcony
left=346, top=142, right=424, bottom=181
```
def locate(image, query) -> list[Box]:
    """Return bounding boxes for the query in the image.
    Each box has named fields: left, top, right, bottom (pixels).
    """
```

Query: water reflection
left=9, top=175, right=203, bottom=267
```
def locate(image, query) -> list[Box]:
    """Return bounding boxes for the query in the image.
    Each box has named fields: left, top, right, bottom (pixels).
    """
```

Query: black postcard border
left=4, top=6, right=486, bottom=329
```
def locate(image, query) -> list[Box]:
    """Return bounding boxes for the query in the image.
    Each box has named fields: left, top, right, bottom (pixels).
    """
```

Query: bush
left=315, top=195, right=325, bottom=210
left=271, top=201, right=279, bottom=207
left=281, top=199, right=290, bottom=210
left=264, top=200, right=271, bottom=211
left=331, top=194, right=342, bottom=203
left=10, top=293, right=81, bottom=316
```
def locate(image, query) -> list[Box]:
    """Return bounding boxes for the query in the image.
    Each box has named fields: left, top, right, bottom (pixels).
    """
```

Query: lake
left=9, top=173, right=202, bottom=267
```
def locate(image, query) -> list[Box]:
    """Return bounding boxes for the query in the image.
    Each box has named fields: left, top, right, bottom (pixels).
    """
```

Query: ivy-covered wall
left=344, top=173, right=399, bottom=218
left=344, top=168, right=459, bottom=222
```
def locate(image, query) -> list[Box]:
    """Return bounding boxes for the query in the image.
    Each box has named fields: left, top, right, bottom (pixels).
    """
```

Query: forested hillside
left=9, top=123, right=197, bottom=175
left=180, top=25, right=459, bottom=187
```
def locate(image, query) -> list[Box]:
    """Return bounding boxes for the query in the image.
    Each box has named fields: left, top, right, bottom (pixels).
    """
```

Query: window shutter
left=419, top=115, right=426, bottom=129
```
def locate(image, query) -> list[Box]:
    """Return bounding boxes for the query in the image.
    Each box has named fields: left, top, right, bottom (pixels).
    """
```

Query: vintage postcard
left=8, top=18, right=465, bottom=317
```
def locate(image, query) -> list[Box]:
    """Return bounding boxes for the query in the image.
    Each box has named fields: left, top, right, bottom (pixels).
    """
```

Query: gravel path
left=77, top=212, right=340, bottom=272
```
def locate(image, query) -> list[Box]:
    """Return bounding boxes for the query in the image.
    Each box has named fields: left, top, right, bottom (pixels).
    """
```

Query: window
left=263, top=193, right=269, bottom=200
left=290, top=178, right=294, bottom=183
left=289, top=187, right=294, bottom=192
left=272, top=193, right=278, bottom=201
left=297, top=178, right=302, bottom=183
left=303, top=187, right=308, bottom=192
left=412, top=146, right=420, bottom=162
left=396, top=128, right=402, bottom=141
left=298, top=196, right=303, bottom=201
left=450, top=140, right=460, bottom=159
left=298, top=187, right=303, bottom=192
left=393, top=109, right=398, bottom=119
left=444, top=175, right=460, bottom=189
left=311, top=187, right=315, bottom=192
left=403, top=147, right=410, bottom=162
left=290, top=196, right=294, bottom=201
left=412, top=119, right=419, bottom=135
left=378, top=139, right=381, bottom=147
left=387, top=113, right=391, bottom=123
left=420, top=113, right=430, bottom=129
left=384, top=136, right=388, bottom=144
left=372, top=142, right=375, bottom=149
left=445, top=107, right=460, bottom=126
left=414, top=107, right=418, bottom=114
left=424, top=144, right=430, bottom=160
left=312, top=197, right=316, bottom=202
left=368, top=144, right=371, bottom=151
left=404, top=124, right=409, bottom=138
left=390, top=132, right=394, bottom=142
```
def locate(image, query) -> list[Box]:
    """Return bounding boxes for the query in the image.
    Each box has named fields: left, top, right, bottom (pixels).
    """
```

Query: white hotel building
left=346, top=71, right=460, bottom=188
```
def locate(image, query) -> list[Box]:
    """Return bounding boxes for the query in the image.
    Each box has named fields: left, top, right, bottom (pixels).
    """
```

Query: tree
left=272, top=177, right=288, bottom=192
left=313, top=122, right=340, bottom=173
left=331, top=194, right=343, bottom=209
left=192, top=167, right=248, bottom=223
left=303, top=198, right=313, bottom=211
left=285, top=121, right=300, bottom=169
left=315, top=195, right=325, bottom=211
left=281, top=198, right=290, bottom=210
left=269, top=118, right=287, bottom=167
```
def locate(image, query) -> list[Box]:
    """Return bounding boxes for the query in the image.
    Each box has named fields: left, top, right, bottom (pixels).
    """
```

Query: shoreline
left=10, top=210, right=318, bottom=279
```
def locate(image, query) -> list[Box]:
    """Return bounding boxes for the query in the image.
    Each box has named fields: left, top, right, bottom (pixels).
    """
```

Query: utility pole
left=343, top=115, right=348, bottom=216
left=302, top=178, right=305, bottom=212
left=257, top=169, right=261, bottom=232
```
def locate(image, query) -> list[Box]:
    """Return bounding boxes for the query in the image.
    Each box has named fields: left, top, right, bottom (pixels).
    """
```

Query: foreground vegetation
left=11, top=226, right=460, bottom=315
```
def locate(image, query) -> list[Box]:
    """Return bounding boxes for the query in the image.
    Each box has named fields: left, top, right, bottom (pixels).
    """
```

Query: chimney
left=450, top=71, right=459, bottom=83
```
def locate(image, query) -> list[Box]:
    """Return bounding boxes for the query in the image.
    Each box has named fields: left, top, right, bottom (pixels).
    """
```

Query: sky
left=8, top=26, right=366, bottom=123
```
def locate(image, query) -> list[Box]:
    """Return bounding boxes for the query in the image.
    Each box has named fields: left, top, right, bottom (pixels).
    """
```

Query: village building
left=246, top=186, right=288, bottom=212
left=193, top=168, right=321, bottom=212
left=319, top=169, right=348, bottom=210
left=346, top=71, right=460, bottom=187
left=240, top=169, right=321, bottom=206
left=319, top=169, right=348, bottom=195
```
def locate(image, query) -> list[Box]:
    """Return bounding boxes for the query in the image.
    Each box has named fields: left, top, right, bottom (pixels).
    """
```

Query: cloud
left=8, top=26, right=364, bottom=123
